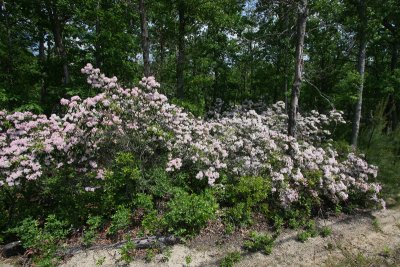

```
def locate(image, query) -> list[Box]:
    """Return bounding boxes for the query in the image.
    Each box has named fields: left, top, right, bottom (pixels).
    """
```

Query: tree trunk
left=54, top=24, right=69, bottom=85
left=139, top=0, right=151, bottom=77
left=383, top=17, right=399, bottom=130
left=39, top=29, right=47, bottom=107
left=176, top=0, right=185, bottom=99
left=351, top=0, right=367, bottom=147
left=48, top=3, right=69, bottom=85
left=39, top=31, right=46, bottom=63
left=283, top=6, right=290, bottom=111
left=390, top=42, right=398, bottom=72
left=159, top=33, right=165, bottom=81
left=288, top=0, right=308, bottom=138
left=390, top=41, right=398, bottom=129
left=5, top=5, right=13, bottom=86
left=47, top=33, right=52, bottom=59
left=384, top=41, right=399, bottom=131
left=94, top=0, right=102, bottom=68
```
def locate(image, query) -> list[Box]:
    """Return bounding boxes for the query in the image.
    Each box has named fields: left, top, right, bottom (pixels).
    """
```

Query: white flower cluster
left=0, top=64, right=384, bottom=209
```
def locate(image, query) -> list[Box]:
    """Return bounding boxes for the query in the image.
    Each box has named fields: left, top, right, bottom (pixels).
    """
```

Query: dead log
left=1, top=241, right=23, bottom=257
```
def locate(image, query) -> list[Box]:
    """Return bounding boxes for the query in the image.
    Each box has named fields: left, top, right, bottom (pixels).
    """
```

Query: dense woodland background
left=0, top=0, right=399, bottom=193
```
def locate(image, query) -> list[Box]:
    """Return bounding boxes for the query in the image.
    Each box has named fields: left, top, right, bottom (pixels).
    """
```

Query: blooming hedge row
left=0, top=64, right=384, bottom=208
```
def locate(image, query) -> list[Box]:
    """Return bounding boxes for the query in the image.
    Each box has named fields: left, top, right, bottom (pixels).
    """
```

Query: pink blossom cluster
left=0, top=64, right=384, bottom=208
left=0, top=111, right=65, bottom=186
left=187, top=105, right=382, bottom=207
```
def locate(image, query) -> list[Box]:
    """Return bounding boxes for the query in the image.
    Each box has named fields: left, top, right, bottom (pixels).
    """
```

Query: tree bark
left=383, top=17, right=399, bottom=130
left=351, top=0, right=367, bottom=147
left=94, top=0, right=102, bottom=68
left=283, top=4, right=290, bottom=110
left=159, top=32, right=165, bottom=80
left=176, top=0, right=185, bottom=99
left=391, top=42, right=399, bottom=129
left=5, top=5, right=13, bottom=85
left=39, top=29, right=47, bottom=107
left=389, top=34, right=398, bottom=129
left=54, top=24, right=69, bottom=85
left=390, top=42, right=398, bottom=72
left=139, top=0, right=151, bottom=77
left=288, top=0, right=308, bottom=138
left=47, top=2, right=69, bottom=85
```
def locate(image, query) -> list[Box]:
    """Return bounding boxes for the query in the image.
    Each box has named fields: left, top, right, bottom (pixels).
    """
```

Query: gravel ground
left=2, top=207, right=400, bottom=267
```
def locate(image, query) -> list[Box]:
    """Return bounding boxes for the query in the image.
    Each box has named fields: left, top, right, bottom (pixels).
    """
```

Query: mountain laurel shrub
left=108, top=206, right=132, bottom=235
left=244, top=231, right=275, bottom=255
left=223, top=176, right=270, bottom=226
left=0, top=64, right=385, bottom=250
left=8, top=215, right=70, bottom=265
left=164, top=190, right=218, bottom=236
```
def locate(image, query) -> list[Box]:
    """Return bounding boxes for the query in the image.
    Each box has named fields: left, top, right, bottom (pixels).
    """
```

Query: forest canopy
left=0, top=0, right=399, bottom=127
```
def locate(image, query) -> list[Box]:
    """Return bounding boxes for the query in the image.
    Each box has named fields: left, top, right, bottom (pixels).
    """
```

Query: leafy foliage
left=82, top=215, right=103, bottom=246
left=119, top=236, right=136, bottom=264
left=8, top=215, right=70, bottom=266
left=244, top=231, right=275, bottom=255
left=220, top=251, right=242, bottom=267
left=222, top=176, right=270, bottom=226
left=320, top=226, right=332, bottom=237
left=164, top=190, right=218, bottom=236
left=108, top=206, right=132, bottom=235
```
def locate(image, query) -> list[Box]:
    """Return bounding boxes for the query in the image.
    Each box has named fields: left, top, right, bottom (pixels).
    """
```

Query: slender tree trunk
left=2, top=1, right=13, bottom=90
left=390, top=42, right=398, bottom=72
left=46, top=33, right=52, bottom=62
left=54, top=23, right=69, bottom=85
left=176, top=0, right=185, bottom=99
left=249, top=40, right=253, bottom=94
left=39, top=31, right=46, bottom=63
left=213, top=65, right=219, bottom=102
left=351, top=0, right=367, bottom=147
left=383, top=18, right=399, bottom=130
left=159, top=33, right=165, bottom=81
left=47, top=3, right=69, bottom=85
left=288, top=0, right=308, bottom=138
left=390, top=42, right=398, bottom=129
left=139, top=0, right=151, bottom=77
left=284, top=11, right=290, bottom=111
left=39, top=29, right=47, bottom=106
left=94, top=0, right=102, bottom=68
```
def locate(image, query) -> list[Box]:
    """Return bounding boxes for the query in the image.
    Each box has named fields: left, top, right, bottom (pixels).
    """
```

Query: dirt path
left=237, top=208, right=400, bottom=267
left=2, top=207, right=400, bottom=267
left=57, top=207, right=400, bottom=267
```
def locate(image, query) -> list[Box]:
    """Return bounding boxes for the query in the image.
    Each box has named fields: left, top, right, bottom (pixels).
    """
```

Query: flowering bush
left=0, top=63, right=384, bottom=209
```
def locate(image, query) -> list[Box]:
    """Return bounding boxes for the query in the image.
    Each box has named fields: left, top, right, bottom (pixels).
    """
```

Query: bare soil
left=2, top=207, right=400, bottom=267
